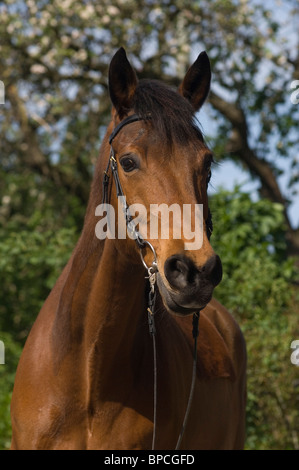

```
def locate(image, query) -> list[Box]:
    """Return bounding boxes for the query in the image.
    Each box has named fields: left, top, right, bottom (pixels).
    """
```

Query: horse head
left=104, top=47, right=222, bottom=315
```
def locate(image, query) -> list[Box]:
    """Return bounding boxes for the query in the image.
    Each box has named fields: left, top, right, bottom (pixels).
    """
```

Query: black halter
left=102, top=113, right=146, bottom=204
left=102, top=113, right=213, bottom=243
left=108, top=114, right=146, bottom=145
left=102, top=113, right=201, bottom=450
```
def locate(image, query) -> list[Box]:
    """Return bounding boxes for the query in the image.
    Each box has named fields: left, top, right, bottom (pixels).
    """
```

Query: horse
left=10, top=48, right=246, bottom=450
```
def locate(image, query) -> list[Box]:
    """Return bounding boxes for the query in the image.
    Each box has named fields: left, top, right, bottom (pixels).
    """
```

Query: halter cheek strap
left=102, top=114, right=144, bottom=205
left=103, top=114, right=153, bottom=252
left=102, top=114, right=148, bottom=205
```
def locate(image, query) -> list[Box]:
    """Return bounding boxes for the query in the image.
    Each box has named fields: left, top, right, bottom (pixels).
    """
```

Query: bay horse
left=10, top=48, right=246, bottom=450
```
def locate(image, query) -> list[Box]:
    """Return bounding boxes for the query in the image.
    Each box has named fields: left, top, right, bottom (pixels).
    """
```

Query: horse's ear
left=178, top=51, right=211, bottom=111
left=109, top=47, right=138, bottom=119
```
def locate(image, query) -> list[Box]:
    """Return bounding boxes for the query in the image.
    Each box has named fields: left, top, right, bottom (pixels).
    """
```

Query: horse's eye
left=120, top=156, right=138, bottom=173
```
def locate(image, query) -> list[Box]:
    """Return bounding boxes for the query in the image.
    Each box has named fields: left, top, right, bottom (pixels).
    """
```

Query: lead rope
left=146, top=266, right=157, bottom=451
left=175, top=311, right=200, bottom=450
left=146, top=266, right=200, bottom=451
left=105, top=151, right=200, bottom=450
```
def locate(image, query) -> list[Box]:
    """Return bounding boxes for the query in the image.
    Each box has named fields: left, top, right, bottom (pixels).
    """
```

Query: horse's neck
left=81, top=239, right=148, bottom=389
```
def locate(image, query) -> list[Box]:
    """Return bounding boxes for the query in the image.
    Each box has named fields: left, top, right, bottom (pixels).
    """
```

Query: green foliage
left=0, top=220, right=78, bottom=450
left=0, top=172, right=80, bottom=448
left=0, top=169, right=82, bottom=342
left=210, top=187, right=299, bottom=449
left=0, top=227, right=78, bottom=341
left=210, top=188, right=293, bottom=317
left=0, top=332, right=22, bottom=450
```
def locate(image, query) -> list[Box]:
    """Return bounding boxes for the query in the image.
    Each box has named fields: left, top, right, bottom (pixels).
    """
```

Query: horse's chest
left=86, top=405, right=153, bottom=450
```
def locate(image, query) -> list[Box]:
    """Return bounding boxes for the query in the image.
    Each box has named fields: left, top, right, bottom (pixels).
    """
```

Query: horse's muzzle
left=158, top=253, right=222, bottom=316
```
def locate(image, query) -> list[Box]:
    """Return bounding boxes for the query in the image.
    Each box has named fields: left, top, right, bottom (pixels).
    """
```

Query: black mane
left=133, top=79, right=204, bottom=148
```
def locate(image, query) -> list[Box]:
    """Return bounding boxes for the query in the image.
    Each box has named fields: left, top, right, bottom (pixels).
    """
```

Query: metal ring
left=139, top=240, right=158, bottom=272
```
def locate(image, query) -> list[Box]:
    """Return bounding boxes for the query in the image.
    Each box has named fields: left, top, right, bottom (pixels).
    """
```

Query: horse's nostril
left=205, top=254, right=222, bottom=287
left=164, top=254, right=223, bottom=291
left=164, top=255, right=198, bottom=290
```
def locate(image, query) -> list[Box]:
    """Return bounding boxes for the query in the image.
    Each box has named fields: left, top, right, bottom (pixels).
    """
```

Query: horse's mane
left=133, top=79, right=204, bottom=147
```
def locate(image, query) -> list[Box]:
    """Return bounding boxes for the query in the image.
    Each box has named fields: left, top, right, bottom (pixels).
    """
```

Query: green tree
left=210, top=187, right=299, bottom=449
left=0, top=333, right=22, bottom=449
left=1, top=0, right=298, bottom=252
left=1, top=0, right=298, bottom=449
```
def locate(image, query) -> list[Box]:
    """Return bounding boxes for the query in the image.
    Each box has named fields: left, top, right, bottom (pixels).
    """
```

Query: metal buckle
left=139, top=240, right=158, bottom=272
left=139, top=240, right=158, bottom=280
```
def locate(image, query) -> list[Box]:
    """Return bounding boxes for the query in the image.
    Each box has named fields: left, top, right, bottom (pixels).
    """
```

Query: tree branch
left=209, top=91, right=286, bottom=203
left=208, top=89, right=299, bottom=254
left=6, top=84, right=90, bottom=204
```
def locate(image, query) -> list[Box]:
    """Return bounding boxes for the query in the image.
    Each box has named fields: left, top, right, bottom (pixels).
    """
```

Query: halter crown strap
left=108, top=114, right=145, bottom=145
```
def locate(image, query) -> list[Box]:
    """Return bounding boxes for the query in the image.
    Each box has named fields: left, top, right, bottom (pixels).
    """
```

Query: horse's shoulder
left=199, top=299, right=246, bottom=379
left=203, top=299, right=246, bottom=359
left=174, top=299, right=246, bottom=380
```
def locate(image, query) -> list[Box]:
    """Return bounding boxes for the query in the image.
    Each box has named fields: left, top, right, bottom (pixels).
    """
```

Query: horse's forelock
left=133, top=79, right=205, bottom=149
